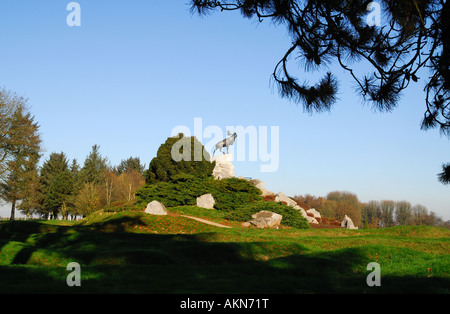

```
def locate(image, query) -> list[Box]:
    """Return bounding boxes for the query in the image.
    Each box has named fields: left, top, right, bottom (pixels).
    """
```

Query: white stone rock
left=275, top=192, right=298, bottom=207
left=249, top=210, right=282, bottom=229
left=211, top=154, right=235, bottom=180
left=306, top=216, right=319, bottom=224
left=196, top=193, right=215, bottom=209
left=256, top=181, right=277, bottom=197
left=293, top=205, right=308, bottom=218
left=243, top=177, right=277, bottom=196
left=248, top=179, right=263, bottom=188
left=307, top=208, right=321, bottom=219
left=260, top=187, right=276, bottom=196
left=145, top=201, right=168, bottom=216
left=341, top=215, right=358, bottom=229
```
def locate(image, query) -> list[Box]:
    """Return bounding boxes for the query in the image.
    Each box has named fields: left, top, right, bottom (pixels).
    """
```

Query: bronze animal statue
left=213, top=131, right=237, bottom=155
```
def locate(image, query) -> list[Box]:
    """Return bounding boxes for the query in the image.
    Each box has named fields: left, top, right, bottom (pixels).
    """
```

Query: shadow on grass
left=0, top=220, right=68, bottom=234
left=0, top=220, right=449, bottom=294
left=79, top=215, right=148, bottom=233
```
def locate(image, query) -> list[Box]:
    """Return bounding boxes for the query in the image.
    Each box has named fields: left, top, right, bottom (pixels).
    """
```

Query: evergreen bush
left=225, top=201, right=310, bottom=229
left=135, top=177, right=262, bottom=212
left=210, top=178, right=262, bottom=211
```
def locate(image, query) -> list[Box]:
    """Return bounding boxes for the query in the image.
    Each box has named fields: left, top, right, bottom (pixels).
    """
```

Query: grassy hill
left=0, top=206, right=449, bottom=294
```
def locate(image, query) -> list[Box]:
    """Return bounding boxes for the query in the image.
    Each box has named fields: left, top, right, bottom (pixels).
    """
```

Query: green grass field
left=0, top=206, right=449, bottom=294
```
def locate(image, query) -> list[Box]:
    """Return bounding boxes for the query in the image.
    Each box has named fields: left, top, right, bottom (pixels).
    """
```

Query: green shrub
left=225, top=201, right=310, bottom=229
left=135, top=177, right=262, bottom=212
left=210, top=178, right=262, bottom=211
left=135, top=179, right=205, bottom=208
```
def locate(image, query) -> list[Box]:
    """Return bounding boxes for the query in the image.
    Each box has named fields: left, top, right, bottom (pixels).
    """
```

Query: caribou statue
left=213, top=131, right=237, bottom=156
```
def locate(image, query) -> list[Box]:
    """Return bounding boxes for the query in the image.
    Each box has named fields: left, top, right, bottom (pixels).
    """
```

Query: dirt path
left=181, top=215, right=232, bottom=228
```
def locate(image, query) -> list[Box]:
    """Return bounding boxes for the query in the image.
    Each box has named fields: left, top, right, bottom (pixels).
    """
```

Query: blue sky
left=0, top=0, right=449, bottom=220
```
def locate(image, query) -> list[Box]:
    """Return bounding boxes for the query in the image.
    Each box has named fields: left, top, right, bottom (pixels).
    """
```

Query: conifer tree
left=0, top=100, right=41, bottom=220
left=145, top=134, right=215, bottom=184
left=37, top=152, right=71, bottom=218
left=116, top=157, right=145, bottom=175
left=46, top=170, right=75, bottom=219
left=79, top=145, right=108, bottom=185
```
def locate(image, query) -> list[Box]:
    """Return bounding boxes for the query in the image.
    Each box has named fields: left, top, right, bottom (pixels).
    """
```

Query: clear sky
left=0, top=0, right=449, bottom=220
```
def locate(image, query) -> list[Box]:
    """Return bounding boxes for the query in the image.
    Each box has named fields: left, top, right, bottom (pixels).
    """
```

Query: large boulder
left=145, top=201, right=168, bottom=216
left=306, top=216, right=319, bottom=224
left=341, top=215, right=358, bottom=229
left=248, top=210, right=282, bottom=229
left=292, top=204, right=307, bottom=217
left=211, top=154, right=235, bottom=180
left=196, top=193, right=215, bottom=209
left=292, top=205, right=319, bottom=224
left=307, top=208, right=321, bottom=220
left=274, top=192, right=297, bottom=207
left=260, top=187, right=276, bottom=197
left=239, top=177, right=322, bottom=226
left=245, top=178, right=276, bottom=196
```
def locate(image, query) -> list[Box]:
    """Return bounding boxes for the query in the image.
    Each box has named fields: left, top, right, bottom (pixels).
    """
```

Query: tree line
left=293, top=192, right=450, bottom=229
left=1, top=88, right=448, bottom=225
left=28, top=147, right=145, bottom=220
left=1, top=89, right=41, bottom=220
left=3, top=143, right=145, bottom=220
left=1, top=88, right=146, bottom=220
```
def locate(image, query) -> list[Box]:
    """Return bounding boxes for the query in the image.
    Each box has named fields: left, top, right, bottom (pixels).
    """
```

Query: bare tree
left=115, top=170, right=145, bottom=203
left=379, top=200, right=395, bottom=227
left=395, top=201, right=413, bottom=225
left=412, top=204, right=429, bottom=225
left=362, top=200, right=380, bottom=227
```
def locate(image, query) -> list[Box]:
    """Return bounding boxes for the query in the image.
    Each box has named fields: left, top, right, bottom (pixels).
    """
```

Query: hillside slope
left=0, top=209, right=449, bottom=293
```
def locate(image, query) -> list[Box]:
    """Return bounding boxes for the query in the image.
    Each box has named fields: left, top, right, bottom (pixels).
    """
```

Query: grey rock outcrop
left=238, top=176, right=323, bottom=226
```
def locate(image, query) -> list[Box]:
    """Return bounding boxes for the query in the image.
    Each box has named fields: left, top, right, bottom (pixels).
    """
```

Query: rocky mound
left=244, top=178, right=357, bottom=229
